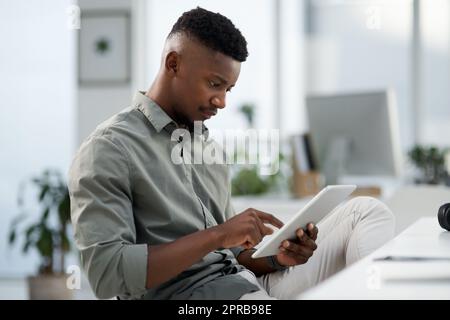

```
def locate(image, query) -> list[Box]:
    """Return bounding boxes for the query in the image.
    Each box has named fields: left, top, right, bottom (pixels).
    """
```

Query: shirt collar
left=133, top=91, right=175, bottom=133
left=133, top=91, right=209, bottom=139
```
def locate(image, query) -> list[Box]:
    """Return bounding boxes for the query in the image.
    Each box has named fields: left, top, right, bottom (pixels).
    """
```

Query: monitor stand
left=322, top=137, right=401, bottom=199
left=322, top=136, right=350, bottom=185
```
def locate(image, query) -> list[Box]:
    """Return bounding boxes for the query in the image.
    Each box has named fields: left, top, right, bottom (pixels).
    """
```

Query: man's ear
left=165, top=51, right=179, bottom=76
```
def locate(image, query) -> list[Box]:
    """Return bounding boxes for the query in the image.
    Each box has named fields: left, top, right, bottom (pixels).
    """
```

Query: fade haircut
left=168, top=7, right=248, bottom=62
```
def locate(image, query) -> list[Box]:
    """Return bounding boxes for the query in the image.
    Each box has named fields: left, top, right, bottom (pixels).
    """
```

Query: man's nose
left=211, top=95, right=226, bottom=109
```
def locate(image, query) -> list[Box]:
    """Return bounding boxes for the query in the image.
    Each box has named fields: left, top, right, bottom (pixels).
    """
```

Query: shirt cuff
left=121, top=243, right=148, bottom=297
left=229, top=246, right=247, bottom=258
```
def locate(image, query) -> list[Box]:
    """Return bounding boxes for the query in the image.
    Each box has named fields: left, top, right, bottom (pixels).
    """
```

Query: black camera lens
left=438, top=203, right=450, bottom=231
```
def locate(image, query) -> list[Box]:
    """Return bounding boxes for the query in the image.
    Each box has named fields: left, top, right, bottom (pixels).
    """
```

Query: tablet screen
left=252, top=185, right=356, bottom=258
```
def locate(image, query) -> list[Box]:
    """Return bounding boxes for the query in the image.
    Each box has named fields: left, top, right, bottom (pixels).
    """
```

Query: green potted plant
left=8, top=169, right=73, bottom=299
left=230, top=103, right=288, bottom=196
left=231, top=166, right=270, bottom=196
left=408, top=145, right=448, bottom=185
left=239, top=103, right=255, bottom=128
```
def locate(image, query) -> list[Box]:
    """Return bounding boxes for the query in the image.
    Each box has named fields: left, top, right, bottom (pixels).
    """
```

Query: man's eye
left=209, top=81, right=220, bottom=88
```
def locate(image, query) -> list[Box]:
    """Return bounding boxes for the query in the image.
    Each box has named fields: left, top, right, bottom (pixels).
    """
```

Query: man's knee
left=347, top=196, right=395, bottom=224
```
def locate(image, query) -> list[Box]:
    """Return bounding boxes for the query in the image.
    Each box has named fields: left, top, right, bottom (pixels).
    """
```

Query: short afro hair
left=168, top=7, right=248, bottom=62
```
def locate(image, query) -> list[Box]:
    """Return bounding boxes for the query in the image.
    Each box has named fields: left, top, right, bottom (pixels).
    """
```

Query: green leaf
left=23, top=239, right=33, bottom=253
left=239, top=104, right=255, bottom=127
left=41, top=207, right=50, bottom=223
left=58, top=192, right=71, bottom=224
left=9, top=213, right=27, bottom=229
left=8, top=230, right=16, bottom=245
left=25, top=224, right=37, bottom=240
left=36, top=227, right=53, bottom=258
left=39, top=185, right=49, bottom=201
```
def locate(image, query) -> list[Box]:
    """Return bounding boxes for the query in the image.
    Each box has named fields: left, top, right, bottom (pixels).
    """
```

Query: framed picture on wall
left=79, top=10, right=131, bottom=85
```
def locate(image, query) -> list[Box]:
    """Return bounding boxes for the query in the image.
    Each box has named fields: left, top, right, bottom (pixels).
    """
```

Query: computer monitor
left=305, top=89, right=403, bottom=185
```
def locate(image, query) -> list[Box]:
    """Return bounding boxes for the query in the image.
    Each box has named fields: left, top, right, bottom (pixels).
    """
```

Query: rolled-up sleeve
left=68, top=135, right=148, bottom=299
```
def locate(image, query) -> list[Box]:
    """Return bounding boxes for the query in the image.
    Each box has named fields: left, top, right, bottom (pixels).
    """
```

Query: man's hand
left=275, top=223, right=319, bottom=267
left=213, top=208, right=284, bottom=249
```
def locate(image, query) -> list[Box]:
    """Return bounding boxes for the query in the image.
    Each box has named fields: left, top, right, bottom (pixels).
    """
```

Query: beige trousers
left=239, top=196, right=395, bottom=300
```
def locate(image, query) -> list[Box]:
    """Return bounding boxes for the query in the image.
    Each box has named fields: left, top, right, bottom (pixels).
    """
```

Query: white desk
left=299, top=217, right=450, bottom=300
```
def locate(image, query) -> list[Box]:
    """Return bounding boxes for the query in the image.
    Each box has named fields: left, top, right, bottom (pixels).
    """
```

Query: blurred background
left=1, top=0, right=450, bottom=299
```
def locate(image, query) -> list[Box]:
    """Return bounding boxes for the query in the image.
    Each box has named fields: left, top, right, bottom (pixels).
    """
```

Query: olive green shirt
left=68, top=91, right=259, bottom=300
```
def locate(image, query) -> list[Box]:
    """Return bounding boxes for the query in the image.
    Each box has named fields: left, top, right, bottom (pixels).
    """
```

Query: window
left=305, top=0, right=413, bottom=149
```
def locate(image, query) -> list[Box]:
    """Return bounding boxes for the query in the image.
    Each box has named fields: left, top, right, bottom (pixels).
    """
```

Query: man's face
left=168, top=41, right=241, bottom=126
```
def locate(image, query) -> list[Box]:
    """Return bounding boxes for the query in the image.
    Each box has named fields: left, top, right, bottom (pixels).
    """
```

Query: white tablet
left=252, top=185, right=356, bottom=258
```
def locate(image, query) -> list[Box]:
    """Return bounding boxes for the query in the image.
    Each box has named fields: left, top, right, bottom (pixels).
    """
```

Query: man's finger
left=296, top=228, right=307, bottom=242
left=281, top=240, right=314, bottom=258
left=253, top=209, right=284, bottom=229
left=243, top=241, right=253, bottom=249
left=254, top=214, right=274, bottom=237
left=303, top=238, right=318, bottom=251
left=279, top=249, right=308, bottom=265
left=295, top=229, right=317, bottom=250
left=306, top=223, right=319, bottom=240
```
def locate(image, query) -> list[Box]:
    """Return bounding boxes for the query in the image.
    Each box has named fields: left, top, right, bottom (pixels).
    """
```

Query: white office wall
left=77, top=0, right=133, bottom=145
left=0, top=0, right=76, bottom=276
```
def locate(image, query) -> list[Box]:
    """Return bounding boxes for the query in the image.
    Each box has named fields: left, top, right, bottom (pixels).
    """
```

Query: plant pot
left=27, top=274, right=73, bottom=300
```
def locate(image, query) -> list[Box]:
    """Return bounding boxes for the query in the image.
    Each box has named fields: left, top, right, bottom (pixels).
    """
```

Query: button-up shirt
left=68, top=91, right=259, bottom=299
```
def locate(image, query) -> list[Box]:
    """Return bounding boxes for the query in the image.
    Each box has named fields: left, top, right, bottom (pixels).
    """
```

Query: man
left=68, top=7, right=395, bottom=300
